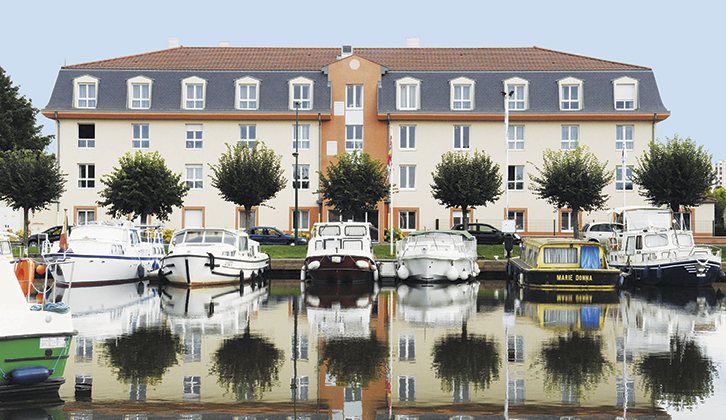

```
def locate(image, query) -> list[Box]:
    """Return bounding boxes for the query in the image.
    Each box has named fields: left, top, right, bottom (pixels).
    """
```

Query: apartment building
left=40, top=43, right=698, bottom=239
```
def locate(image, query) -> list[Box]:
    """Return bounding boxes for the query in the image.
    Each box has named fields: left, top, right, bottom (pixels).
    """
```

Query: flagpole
left=621, top=146, right=627, bottom=207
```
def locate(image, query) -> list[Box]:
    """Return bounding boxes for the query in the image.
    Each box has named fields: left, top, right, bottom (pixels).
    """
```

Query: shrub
left=384, top=227, right=404, bottom=243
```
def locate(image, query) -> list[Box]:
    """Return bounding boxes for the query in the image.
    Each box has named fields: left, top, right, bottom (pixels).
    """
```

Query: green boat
left=0, top=260, right=76, bottom=401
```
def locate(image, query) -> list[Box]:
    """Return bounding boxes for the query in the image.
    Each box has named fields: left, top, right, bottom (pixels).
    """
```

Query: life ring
left=608, top=237, right=618, bottom=250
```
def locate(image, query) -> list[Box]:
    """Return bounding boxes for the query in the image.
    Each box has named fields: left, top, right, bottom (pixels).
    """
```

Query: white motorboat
left=396, top=281, right=479, bottom=327
left=301, top=222, right=378, bottom=282
left=160, top=228, right=269, bottom=286
left=43, top=221, right=165, bottom=287
left=396, top=230, right=479, bottom=282
left=607, top=206, right=725, bottom=286
left=0, top=259, right=76, bottom=397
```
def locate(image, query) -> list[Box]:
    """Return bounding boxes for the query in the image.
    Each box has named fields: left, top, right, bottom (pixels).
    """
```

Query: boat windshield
left=70, top=225, right=125, bottom=242
left=175, top=230, right=236, bottom=245
left=318, top=225, right=341, bottom=236
left=344, top=226, right=367, bottom=237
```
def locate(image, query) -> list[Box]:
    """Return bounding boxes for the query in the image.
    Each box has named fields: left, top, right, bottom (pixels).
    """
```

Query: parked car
left=27, top=225, right=72, bottom=247
left=248, top=226, right=307, bottom=245
left=451, top=223, right=521, bottom=245
left=581, top=222, right=623, bottom=247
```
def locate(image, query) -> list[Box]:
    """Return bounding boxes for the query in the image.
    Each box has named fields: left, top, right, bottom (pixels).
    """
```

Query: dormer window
left=182, top=76, right=207, bottom=110
left=235, top=76, right=260, bottom=110
left=614, top=76, right=638, bottom=110
left=396, top=77, right=421, bottom=111
left=558, top=77, right=583, bottom=111
left=450, top=77, right=475, bottom=110
left=127, top=76, right=152, bottom=109
left=504, top=77, right=529, bottom=110
left=289, top=77, right=313, bottom=110
left=74, top=75, right=99, bottom=109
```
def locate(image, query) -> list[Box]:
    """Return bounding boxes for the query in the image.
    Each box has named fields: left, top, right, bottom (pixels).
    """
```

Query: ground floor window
left=560, top=210, right=573, bottom=232
left=507, top=210, right=525, bottom=231
left=237, top=207, right=257, bottom=230
left=76, top=208, right=95, bottom=224
left=399, top=210, right=417, bottom=231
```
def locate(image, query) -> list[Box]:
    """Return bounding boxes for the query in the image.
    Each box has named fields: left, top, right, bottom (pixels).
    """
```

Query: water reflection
left=39, top=278, right=726, bottom=419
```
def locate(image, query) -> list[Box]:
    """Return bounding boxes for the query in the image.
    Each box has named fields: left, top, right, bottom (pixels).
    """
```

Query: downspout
left=652, top=113, right=657, bottom=142
left=54, top=111, right=61, bottom=225
left=317, top=113, right=322, bottom=222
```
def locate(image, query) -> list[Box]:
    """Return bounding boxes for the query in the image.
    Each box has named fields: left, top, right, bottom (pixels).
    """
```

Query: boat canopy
left=609, top=206, right=671, bottom=231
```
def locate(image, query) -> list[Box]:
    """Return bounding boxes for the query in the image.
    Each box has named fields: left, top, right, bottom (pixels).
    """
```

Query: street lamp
left=293, top=101, right=300, bottom=245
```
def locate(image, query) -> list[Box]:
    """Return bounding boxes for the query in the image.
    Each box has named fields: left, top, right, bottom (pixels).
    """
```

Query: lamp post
left=293, top=101, right=300, bottom=245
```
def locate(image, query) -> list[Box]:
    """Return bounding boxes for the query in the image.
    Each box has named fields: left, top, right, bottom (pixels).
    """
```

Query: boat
left=607, top=206, right=725, bottom=286
left=301, top=221, right=379, bottom=282
left=0, top=259, right=76, bottom=400
left=159, top=227, right=269, bottom=286
left=395, top=230, right=479, bottom=282
left=42, top=221, right=165, bottom=287
left=507, top=237, right=621, bottom=290
left=396, top=281, right=479, bottom=327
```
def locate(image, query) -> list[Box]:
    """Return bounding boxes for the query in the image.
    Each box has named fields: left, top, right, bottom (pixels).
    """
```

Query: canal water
left=16, top=278, right=726, bottom=419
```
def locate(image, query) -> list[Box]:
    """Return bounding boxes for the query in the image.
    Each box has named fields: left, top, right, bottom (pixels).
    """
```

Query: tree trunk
left=23, top=207, right=29, bottom=247
left=462, top=206, right=469, bottom=231
left=244, top=206, right=251, bottom=231
left=572, top=207, right=580, bottom=239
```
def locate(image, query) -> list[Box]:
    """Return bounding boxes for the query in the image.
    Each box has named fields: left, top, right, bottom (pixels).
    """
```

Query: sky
left=2, top=0, right=725, bottom=159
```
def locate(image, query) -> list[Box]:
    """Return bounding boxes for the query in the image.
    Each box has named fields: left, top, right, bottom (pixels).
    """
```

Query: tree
left=319, top=333, right=387, bottom=388
left=0, top=149, right=66, bottom=244
left=529, top=146, right=613, bottom=238
left=0, top=66, right=53, bottom=151
left=631, top=135, right=716, bottom=214
left=97, top=151, right=188, bottom=222
left=430, top=150, right=502, bottom=231
left=317, top=151, right=388, bottom=221
left=209, top=143, right=287, bottom=230
left=431, top=323, right=500, bottom=392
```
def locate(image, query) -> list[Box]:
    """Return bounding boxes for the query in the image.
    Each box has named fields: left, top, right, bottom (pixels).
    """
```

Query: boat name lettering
left=555, top=274, right=593, bottom=281
left=556, top=294, right=593, bottom=303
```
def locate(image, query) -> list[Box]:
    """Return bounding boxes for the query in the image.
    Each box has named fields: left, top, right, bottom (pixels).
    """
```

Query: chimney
left=168, top=37, right=180, bottom=49
left=219, top=41, right=230, bottom=47
left=405, top=37, right=420, bottom=48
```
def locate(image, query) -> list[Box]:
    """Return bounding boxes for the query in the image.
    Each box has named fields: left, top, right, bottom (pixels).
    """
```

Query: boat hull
left=161, top=252, right=269, bottom=286
left=398, top=256, right=479, bottom=282
left=609, top=258, right=724, bottom=287
left=43, top=253, right=156, bottom=286
left=303, top=255, right=377, bottom=283
left=508, top=258, right=621, bottom=290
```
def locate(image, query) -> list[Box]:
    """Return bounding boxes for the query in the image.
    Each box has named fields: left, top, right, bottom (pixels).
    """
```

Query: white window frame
left=398, top=375, right=416, bottom=401
left=185, top=124, right=203, bottom=149
left=235, top=76, right=260, bottom=110
left=453, top=125, right=470, bottom=150
left=400, top=125, right=416, bottom=150
left=295, top=209, right=310, bottom=231
left=507, top=125, right=524, bottom=150
left=127, top=76, right=152, bottom=109
left=132, top=123, right=149, bottom=149
left=398, top=334, right=416, bottom=361
left=78, top=123, right=95, bottom=148
left=77, top=208, right=95, bottom=225
left=400, top=165, right=416, bottom=190
left=74, top=75, right=98, bottom=109
left=507, top=211, right=525, bottom=231
left=289, top=77, right=313, bottom=110
left=561, top=125, right=579, bottom=150
left=616, top=166, right=634, bottom=191
left=613, top=76, right=638, bottom=110
left=561, top=210, right=574, bottom=232
left=345, top=125, right=363, bottom=152
left=293, top=164, right=310, bottom=190
left=558, top=77, right=583, bottom=111
left=293, top=124, right=310, bottom=150
left=185, top=165, right=203, bottom=190
left=508, top=165, right=524, bottom=190
left=78, top=164, right=95, bottom=189
left=239, top=124, right=257, bottom=148
left=182, top=76, right=206, bottom=110
left=346, top=84, right=363, bottom=109
left=450, top=77, right=475, bottom=110
left=616, top=125, right=634, bottom=151
left=504, top=77, right=529, bottom=110
left=396, top=77, right=421, bottom=110
left=453, top=210, right=472, bottom=226
left=399, top=210, right=417, bottom=231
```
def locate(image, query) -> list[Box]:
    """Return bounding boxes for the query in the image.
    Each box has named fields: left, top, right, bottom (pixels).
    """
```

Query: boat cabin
left=519, top=238, right=608, bottom=271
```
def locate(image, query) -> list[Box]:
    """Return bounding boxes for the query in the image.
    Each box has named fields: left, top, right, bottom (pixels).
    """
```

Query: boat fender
left=137, top=281, right=144, bottom=295
left=308, top=260, right=320, bottom=270
left=446, top=266, right=459, bottom=282
left=373, top=268, right=379, bottom=281
left=10, top=366, right=51, bottom=385
left=355, top=260, right=369, bottom=270
left=459, top=269, right=468, bottom=280
left=300, top=268, right=307, bottom=281
left=136, top=264, right=145, bottom=279
left=397, top=264, right=409, bottom=280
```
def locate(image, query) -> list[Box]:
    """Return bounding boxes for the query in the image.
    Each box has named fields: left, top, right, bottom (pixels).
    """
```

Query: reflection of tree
left=636, top=336, right=717, bottom=410
left=210, top=325, right=284, bottom=399
left=536, top=332, right=612, bottom=399
left=102, top=325, right=183, bottom=385
left=432, top=324, right=500, bottom=392
left=319, top=334, right=387, bottom=388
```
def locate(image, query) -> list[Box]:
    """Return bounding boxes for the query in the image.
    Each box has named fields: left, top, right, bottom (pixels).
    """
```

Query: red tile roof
left=63, top=46, right=649, bottom=72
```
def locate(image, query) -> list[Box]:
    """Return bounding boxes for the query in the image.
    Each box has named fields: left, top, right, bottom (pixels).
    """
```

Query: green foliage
left=102, top=325, right=183, bottom=385
left=317, top=151, right=388, bottom=221
left=706, top=187, right=726, bottom=235
left=384, top=227, right=404, bottom=243
left=0, top=149, right=66, bottom=244
left=430, top=150, right=502, bottom=230
left=0, top=66, right=52, bottom=151
left=528, top=146, right=613, bottom=238
left=432, top=325, right=500, bottom=392
left=636, top=336, right=717, bottom=410
left=319, top=333, right=387, bottom=388
left=211, top=326, right=284, bottom=399
left=631, top=135, right=716, bottom=213
left=209, top=143, right=287, bottom=229
left=161, top=228, right=175, bottom=243
left=97, top=151, right=188, bottom=222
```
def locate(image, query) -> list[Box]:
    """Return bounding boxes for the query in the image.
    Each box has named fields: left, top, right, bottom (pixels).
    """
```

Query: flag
left=59, top=211, right=69, bottom=252
left=386, top=131, right=393, bottom=183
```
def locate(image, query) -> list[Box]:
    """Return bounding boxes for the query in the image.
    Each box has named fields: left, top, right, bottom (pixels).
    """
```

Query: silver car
left=581, top=222, right=623, bottom=247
